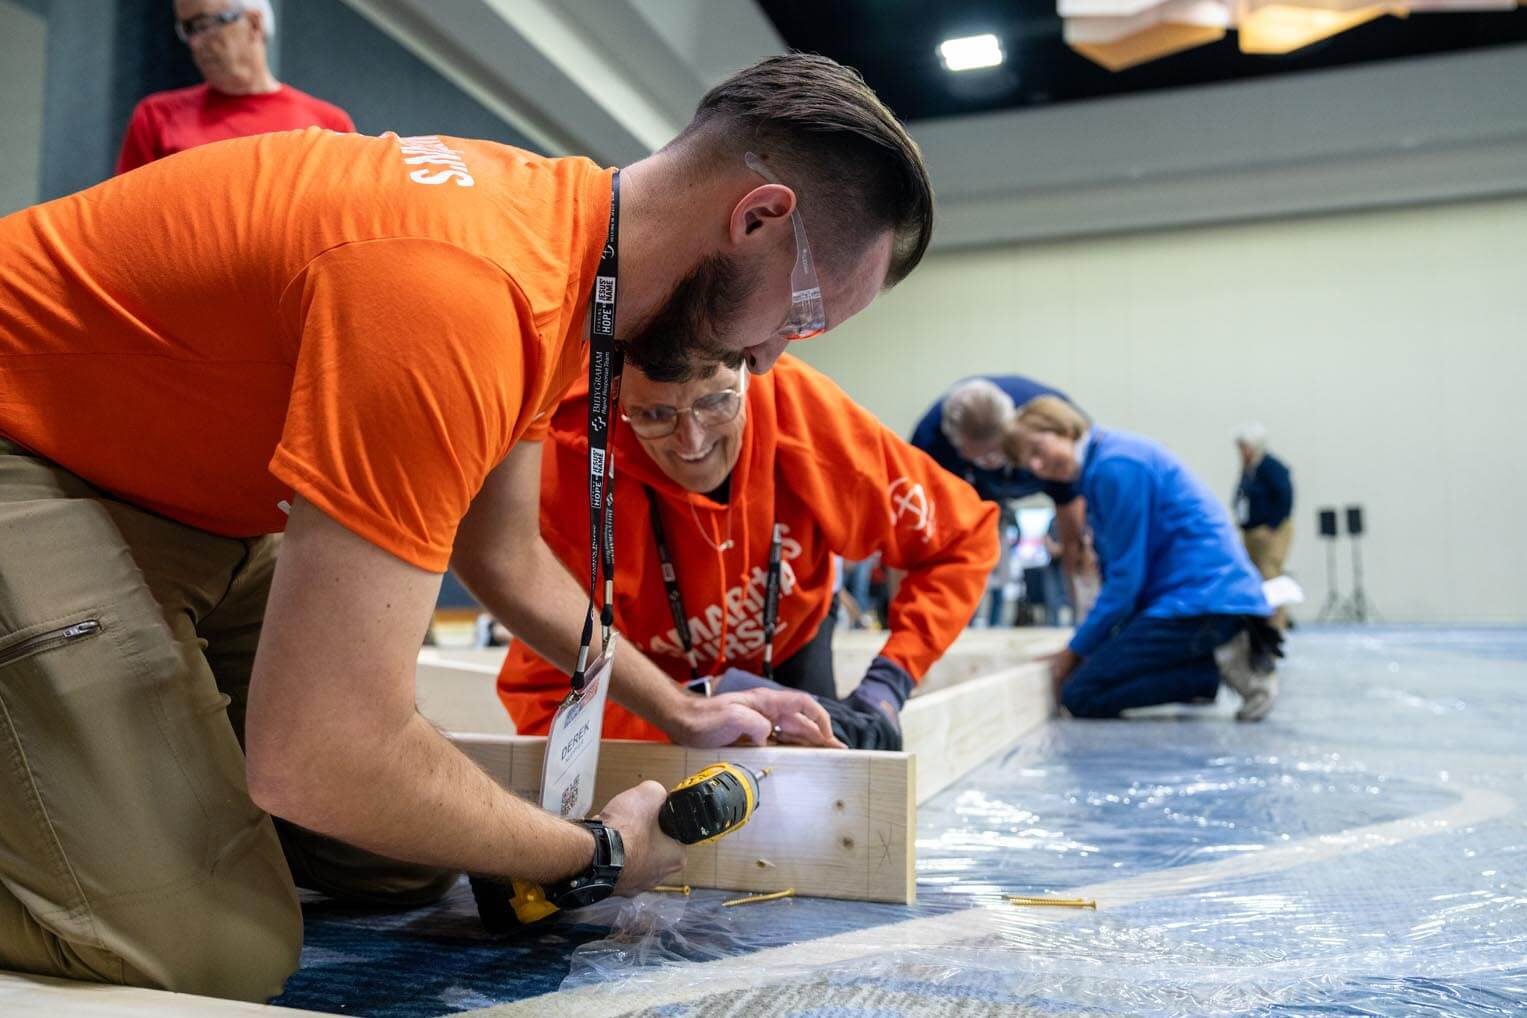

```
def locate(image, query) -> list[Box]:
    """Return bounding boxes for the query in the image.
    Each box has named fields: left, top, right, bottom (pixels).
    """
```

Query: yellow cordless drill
left=472, top=763, right=768, bottom=930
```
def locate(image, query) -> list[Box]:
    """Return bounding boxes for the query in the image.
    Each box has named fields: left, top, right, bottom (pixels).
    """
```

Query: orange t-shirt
left=498, top=355, right=1000, bottom=740
left=0, top=129, right=611, bottom=571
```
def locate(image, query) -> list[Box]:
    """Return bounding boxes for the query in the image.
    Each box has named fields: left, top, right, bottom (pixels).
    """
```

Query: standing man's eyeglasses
left=743, top=152, right=828, bottom=342
left=175, top=8, right=245, bottom=42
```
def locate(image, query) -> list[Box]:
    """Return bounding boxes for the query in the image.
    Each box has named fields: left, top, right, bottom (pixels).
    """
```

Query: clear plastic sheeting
left=553, top=629, right=1527, bottom=1016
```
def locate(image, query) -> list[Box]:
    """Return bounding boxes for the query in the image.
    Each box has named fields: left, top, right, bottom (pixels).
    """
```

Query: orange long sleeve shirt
left=499, top=355, right=999, bottom=740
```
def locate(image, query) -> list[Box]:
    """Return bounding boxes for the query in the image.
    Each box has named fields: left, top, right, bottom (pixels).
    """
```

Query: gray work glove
left=846, top=657, right=914, bottom=731
left=710, top=667, right=791, bottom=696
left=814, top=657, right=914, bottom=751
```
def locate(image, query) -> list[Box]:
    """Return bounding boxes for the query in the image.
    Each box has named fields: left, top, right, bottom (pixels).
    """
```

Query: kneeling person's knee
left=1061, top=681, right=1111, bottom=719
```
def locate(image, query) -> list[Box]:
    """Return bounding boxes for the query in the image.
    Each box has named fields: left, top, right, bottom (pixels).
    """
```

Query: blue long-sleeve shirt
left=909, top=375, right=1079, bottom=505
left=1235, top=452, right=1293, bottom=530
left=1070, top=429, right=1270, bottom=658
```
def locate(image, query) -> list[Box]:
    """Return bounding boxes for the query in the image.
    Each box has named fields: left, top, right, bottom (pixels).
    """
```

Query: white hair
left=1234, top=422, right=1267, bottom=455
left=243, top=0, right=275, bottom=38
left=184, top=1, right=274, bottom=38
left=940, top=378, right=1014, bottom=447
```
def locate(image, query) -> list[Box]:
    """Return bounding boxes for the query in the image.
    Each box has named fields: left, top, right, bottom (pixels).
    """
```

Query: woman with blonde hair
left=1005, top=396, right=1281, bottom=721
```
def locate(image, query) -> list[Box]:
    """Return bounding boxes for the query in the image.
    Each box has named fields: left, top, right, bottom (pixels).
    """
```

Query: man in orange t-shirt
left=499, top=356, right=998, bottom=748
left=0, top=54, right=933, bottom=1001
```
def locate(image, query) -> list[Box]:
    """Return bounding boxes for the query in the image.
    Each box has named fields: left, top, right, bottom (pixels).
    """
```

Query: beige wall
left=799, top=197, right=1527, bottom=624
left=0, top=0, right=45, bottom=216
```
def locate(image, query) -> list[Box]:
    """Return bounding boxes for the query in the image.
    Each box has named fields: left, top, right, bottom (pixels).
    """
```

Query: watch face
left=551, top=878, right=616, bottom=911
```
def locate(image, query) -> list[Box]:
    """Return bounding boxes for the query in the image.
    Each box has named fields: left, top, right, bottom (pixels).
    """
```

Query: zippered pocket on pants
left=0, top=619, right=102, bottom=669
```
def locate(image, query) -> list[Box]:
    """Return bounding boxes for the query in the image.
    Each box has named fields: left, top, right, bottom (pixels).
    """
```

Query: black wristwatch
left=543, top=819, right=625, bottom=910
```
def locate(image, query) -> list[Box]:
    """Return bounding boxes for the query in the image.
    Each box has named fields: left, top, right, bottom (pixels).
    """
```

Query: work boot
left=1214, top=630, right=1255, bottom=697
left=1215, top=630, right=1278, bottom=721
left=1235, top=668, right=1278, bottom=722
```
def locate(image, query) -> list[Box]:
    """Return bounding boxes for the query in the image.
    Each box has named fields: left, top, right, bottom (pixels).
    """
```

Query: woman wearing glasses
left=496, top=355, right=999, bottom=749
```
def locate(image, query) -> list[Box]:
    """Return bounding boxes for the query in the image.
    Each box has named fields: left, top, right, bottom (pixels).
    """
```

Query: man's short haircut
left=1014, top=395, right=1089, bottom=441
left=673, top=53, right=934, bottom=289
left=940, top=379, right=1014, bottom=447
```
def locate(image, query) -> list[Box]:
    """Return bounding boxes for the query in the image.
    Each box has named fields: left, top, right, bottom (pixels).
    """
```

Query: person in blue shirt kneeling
left=1003, top=396, right=1282, bottom=722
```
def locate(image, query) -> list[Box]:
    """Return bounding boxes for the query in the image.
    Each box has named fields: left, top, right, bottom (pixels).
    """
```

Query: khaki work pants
left=0, top=438, right=455, bottom=1002
left=1242, top=518, right=1295, bottom=629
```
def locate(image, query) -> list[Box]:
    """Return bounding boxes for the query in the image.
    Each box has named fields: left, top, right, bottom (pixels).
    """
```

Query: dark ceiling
left=757, top=0, right=1527, bottom=122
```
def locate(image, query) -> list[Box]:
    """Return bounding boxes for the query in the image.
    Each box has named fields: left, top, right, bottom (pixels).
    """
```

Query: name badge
left=541, top=637, right=615, bottom=819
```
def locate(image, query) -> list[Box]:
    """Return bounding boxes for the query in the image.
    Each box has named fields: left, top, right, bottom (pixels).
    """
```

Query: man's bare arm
left=243, top=497, right=678, bottom=889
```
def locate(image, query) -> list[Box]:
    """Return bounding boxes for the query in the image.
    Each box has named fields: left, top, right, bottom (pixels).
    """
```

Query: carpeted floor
left=274, top=627, right=1527, bottom=1017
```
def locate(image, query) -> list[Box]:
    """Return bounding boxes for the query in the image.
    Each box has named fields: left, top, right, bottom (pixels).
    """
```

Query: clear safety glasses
left=743, top=152, right=827, bottom=342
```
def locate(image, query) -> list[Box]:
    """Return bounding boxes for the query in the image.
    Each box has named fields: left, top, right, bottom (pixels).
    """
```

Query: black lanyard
left=644, top=487, right=784, bottom=682
left=572, top=170, right=622, bottom=692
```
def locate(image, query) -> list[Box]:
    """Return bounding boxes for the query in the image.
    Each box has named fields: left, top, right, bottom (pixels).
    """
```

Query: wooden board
left=452, top=735, right=917, bottom=905
left=0, top=969, right=323, bottom=1016
left=416, top=648, right=515, bottom=735
left=900, top=661, right=1054, bottom=805
left=413, top=629, right=1066, bottom=733
left=830, top=627, right=1069, bottom=697
left=435, top=628, right=1061, bottom=903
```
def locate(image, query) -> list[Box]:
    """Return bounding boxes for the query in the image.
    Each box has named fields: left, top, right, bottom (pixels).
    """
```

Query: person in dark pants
left=1005, top=397, right=1281, bottom=721
left=1234, top=423, right=1295, bottom=629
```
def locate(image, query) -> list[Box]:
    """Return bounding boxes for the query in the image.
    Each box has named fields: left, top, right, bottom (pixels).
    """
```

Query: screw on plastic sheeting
left=1007, top=895, right=1097, bottom=909
left=653, top=884, right=692, bottom=895
left=755, top=857, right=774, bottom=869
left=723, top=887, right=795, bottom=908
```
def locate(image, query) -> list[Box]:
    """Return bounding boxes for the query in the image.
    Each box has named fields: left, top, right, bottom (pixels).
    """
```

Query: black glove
left=847, top=657, right=914, bottom=728
left=814, top=658, right=912, bottom=752
left=816, top=696, right=901, bottom=751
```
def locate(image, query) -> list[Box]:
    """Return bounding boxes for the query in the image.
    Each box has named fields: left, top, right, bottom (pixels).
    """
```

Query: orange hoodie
left=498, top=355, right=999, bottom=740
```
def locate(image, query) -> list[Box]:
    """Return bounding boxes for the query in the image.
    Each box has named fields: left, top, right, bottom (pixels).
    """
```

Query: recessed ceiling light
left=938, top=33, right=1004, bottom=72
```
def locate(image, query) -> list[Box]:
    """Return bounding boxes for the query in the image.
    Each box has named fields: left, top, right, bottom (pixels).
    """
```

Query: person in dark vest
left=1234, top=423, right=1295, bottom=630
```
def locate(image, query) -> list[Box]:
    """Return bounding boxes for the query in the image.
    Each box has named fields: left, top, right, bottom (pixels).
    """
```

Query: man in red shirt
left=116, top=0, right=354, bottom=174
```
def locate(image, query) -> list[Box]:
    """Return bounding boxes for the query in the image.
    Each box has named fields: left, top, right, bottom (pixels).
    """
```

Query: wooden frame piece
left=435, top=629, right=1061, bottom=904
left=900, top=661, right=1054, bottom=804
left=452, top=735, right=917, bottom=905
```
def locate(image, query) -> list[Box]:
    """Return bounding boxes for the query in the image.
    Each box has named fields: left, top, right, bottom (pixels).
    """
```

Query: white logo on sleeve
left=888, top=477, right=936, bottom=542
left=395, top=135, right=475, bottom=188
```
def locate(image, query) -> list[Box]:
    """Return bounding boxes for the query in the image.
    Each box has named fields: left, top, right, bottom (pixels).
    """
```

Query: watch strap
left=543, top=819, right=625, bottom=910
